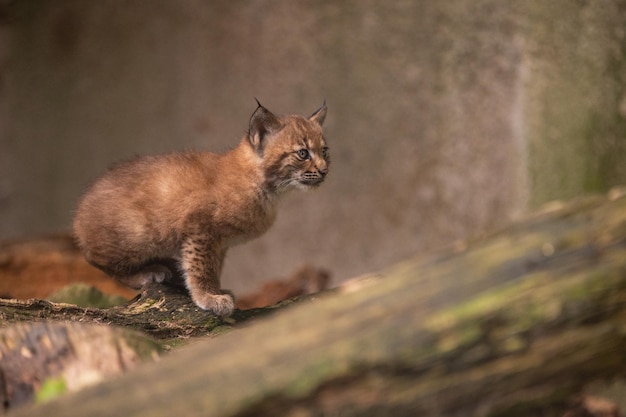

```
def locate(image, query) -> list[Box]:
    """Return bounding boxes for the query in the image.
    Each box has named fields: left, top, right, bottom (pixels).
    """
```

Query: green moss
left=46, top=284, right=128, bottom=309
left=35, top=377, right=67, bottom=404
left=424, top=276, right=544, bottom=333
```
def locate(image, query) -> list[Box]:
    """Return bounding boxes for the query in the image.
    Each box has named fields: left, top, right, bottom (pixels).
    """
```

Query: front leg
left=180, top=235, right=234, bottom=317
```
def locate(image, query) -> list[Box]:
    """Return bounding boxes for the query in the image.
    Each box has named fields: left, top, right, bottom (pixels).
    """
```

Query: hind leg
left=85, top=251, right=181, bottom=290
left=117, top=263, right=174, bottom=290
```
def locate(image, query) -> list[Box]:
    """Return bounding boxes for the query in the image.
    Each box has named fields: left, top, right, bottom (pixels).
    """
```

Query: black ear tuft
left=248, top=100, right=281, bottom=154
left=309, top=100, right=327, bottom=126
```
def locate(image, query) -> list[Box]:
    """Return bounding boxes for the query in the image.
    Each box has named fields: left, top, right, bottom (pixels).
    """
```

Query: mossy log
left=0, top=322, right=162, bottom=409
left=0, top=283, right=278, bottom=340
left=7, top=189, right=626, bottom=417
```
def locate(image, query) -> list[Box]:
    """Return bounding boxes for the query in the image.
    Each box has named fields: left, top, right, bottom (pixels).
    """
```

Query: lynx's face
left=248, top=102, right=330, bottom=193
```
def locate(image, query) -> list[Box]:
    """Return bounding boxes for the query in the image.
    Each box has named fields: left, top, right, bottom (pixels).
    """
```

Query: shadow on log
left=4, top=188, right=626, bottom=417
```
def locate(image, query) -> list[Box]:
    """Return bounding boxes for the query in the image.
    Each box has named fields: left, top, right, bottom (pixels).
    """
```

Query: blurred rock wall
left=1, top=1, right=625, bottom=291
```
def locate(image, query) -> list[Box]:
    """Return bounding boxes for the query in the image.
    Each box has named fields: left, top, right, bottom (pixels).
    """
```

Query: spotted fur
left=73, top=101, right=329, bottom=317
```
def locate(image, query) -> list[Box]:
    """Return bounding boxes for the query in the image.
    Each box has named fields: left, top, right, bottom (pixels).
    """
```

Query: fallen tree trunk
left=0, top=283, right=273, bottom=340
left=0, top=322, right=163, bottom=409
left=0, top=267, right=330, bottom=344
left=8, top=189, right=626, bottom=417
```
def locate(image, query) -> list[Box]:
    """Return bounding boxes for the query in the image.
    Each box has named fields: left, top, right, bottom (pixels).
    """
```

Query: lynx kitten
left=73, top=101, right=329, bottom=317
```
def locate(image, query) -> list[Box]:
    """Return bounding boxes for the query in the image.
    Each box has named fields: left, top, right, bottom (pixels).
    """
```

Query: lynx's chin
left=274, top=176, right=325, bottom=192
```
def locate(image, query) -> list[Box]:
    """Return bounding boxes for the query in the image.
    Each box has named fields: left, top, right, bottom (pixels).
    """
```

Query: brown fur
left=73, top=101, right=329, bottom=317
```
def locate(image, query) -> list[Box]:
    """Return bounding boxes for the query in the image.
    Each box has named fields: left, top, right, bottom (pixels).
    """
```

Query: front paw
left=192, top=292, right=235, bottom=317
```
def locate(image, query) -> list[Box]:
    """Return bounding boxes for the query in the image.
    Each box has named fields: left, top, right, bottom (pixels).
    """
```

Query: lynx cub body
left=73, top=101, right=329, bottom=317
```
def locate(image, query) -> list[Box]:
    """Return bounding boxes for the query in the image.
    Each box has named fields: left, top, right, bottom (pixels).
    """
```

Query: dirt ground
left=0, top=234, right=137, bottom=300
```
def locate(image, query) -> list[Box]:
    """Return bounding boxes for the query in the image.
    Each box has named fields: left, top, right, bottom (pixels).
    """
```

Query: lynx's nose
left=315, top=158, right=329, bottom=177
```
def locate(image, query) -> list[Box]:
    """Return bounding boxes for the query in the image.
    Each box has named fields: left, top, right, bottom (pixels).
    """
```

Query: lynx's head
left=248, top=101, right=329, bottom=193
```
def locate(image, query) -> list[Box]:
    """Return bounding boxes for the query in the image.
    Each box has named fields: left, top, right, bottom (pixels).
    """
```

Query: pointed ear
left=309, top=100, right=327, bottom=126
left=248, top=99, right=282, bottom=154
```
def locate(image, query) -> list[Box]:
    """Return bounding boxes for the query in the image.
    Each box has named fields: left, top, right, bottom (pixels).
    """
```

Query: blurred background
left=1, top=1, right=625, bottom=293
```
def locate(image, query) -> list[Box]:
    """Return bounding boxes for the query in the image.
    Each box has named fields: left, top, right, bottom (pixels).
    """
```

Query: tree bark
left=6, top=189, right=626, bottom=417
left=0, top=283, right=277, bottom=340
left=0, top=322, right=162, bottom=409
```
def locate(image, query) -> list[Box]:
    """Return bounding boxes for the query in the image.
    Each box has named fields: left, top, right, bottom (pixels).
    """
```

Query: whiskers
left=264, top=158, right=327, bottom=194
left=268, top=172, right=320, bottom=193
left=274, top=177, right=305, bottom=192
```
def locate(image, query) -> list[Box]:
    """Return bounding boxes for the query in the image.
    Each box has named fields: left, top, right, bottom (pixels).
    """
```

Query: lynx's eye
left=322, top=146, right=329, bottom=159
left=296, top=148, right=310, bottom=160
